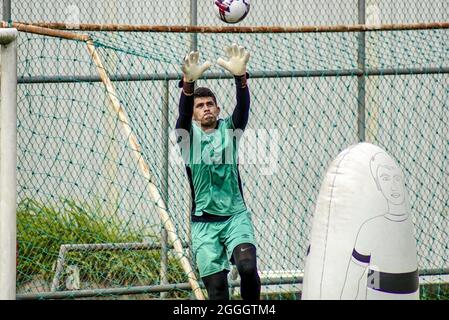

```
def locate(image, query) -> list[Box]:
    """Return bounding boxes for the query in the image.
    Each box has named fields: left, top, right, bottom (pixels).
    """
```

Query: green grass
left=17, top=198, right=189, bottom=298
left=420, top=284, right=449, bottom=300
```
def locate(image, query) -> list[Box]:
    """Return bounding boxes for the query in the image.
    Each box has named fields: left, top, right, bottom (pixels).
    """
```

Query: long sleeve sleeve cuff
left=234, top=72, right=250, bottom=89
left=178, top=78, right=195, bottom=96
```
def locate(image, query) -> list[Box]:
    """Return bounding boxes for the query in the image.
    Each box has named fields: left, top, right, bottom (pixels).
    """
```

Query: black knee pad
left=233, top=244, right=258, bottom=278
left=236, top=258, right=257, bottom=278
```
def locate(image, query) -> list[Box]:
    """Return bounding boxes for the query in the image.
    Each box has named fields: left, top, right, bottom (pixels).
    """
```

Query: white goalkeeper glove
left=181, top=51, right=212, bottom=83
left=217, top=43, right=250, bottom=76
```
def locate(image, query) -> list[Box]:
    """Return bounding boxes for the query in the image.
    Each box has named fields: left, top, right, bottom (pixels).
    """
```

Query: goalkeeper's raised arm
left=217, top=43, right=251, bottom=130
left=175, top=51, right=212, bottom=132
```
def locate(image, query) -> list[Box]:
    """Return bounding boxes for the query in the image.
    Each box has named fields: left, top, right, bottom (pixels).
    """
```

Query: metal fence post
left=3, top=0, right=11, bottom=21
left=160, top=80, right=170, bottom=298
left=190, top=0, right=198, bottom=51
left=365, top=0, right=381, bottom=142
left=0, top=27, right=18, bottom=300
left=357, top=0, right=366, bottom=142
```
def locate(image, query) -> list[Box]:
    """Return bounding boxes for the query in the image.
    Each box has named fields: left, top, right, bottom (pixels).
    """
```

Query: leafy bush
left=17, top=198, right=189, bottom=298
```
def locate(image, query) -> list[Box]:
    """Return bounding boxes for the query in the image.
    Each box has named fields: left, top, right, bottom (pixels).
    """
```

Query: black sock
left=202, top=270, right=229, bottom=300
left=232, top=243, right=261, bottom=300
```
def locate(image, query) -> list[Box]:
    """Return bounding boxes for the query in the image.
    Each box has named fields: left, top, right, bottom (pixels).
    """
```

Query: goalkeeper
left=175, top=44, right=261, bottom=300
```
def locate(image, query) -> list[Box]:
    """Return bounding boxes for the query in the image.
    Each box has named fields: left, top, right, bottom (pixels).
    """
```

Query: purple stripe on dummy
left=352, top=248, right=371, bottom=263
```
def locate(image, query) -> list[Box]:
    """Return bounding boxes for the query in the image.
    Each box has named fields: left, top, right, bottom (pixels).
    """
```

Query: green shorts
left=191, top=210, right=257, bottom=278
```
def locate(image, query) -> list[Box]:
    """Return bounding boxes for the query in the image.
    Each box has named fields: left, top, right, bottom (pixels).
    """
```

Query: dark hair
left=194, top=87, right=217, bottom=105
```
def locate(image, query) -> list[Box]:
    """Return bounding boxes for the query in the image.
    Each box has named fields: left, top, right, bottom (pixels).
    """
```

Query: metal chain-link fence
left=2, top=0, right=448, bottom=300
left=4, top=0, right=449, bottom=26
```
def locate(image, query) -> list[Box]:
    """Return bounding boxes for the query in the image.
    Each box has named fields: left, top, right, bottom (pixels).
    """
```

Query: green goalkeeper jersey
left=186, top=116, right=247, bottom=218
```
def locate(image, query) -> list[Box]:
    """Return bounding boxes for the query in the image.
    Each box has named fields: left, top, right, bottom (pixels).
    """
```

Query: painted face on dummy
left=193, top=97, right=220, bottom=129
left=376, top=165, right=405, bottom=206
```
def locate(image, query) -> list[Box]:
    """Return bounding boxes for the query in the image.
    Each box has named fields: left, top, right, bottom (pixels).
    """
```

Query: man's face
left=377, top=165, right=405, bottom=205
left=193, top=96, right=220, bottom=127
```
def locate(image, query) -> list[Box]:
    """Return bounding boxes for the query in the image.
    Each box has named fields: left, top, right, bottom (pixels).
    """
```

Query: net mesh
left=9, top=0, right=449, bottom=26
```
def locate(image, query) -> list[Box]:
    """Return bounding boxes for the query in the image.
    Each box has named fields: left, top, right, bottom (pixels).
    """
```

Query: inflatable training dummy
left=302, top=143, right=419, bottom=300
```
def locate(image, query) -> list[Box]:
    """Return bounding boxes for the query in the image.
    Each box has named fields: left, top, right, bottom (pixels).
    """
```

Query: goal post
left=0, top=27, right=18, bottom=300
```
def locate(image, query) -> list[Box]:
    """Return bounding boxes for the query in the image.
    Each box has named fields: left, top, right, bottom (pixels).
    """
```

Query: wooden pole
left=1, top=22, right=89, bottom=41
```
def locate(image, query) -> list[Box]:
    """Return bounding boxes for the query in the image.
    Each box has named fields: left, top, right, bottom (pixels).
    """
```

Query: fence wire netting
left=4, top=0, right=448, bottom=300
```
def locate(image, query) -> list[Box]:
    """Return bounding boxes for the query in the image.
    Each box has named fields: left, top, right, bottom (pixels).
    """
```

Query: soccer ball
left=214, top=0, right=250, bottom=24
